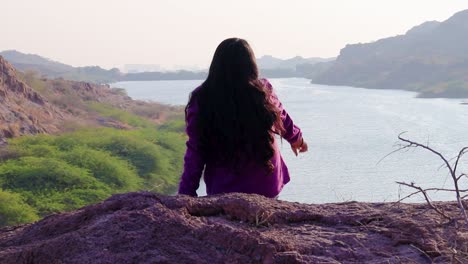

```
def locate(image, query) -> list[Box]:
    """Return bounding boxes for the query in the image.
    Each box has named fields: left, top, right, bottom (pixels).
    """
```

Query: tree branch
left=453, top=147, right=468, bottom=176
left=457, top=173, right=467, bottom=181
left=398, top=133, right=454, bottom=176
left=396, top=181, right=451, bottom=220
left=393, top=133, right=468, bottom=225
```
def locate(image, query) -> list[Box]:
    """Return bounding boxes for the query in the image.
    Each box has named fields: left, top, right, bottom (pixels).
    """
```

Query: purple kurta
left=178, top=78, right=302, bottom=198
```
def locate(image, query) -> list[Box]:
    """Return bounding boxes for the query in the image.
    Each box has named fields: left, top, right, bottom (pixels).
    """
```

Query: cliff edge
left=0, top=192, right=466, bottom=263
left=0, top=56, right=63, bottom=143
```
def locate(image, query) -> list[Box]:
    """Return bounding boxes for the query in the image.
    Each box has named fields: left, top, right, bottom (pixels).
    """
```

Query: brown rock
left=0, top=192, right=466, bottom=263
left=0, top=56, right=63, bottom=141
left=1, top=56, right=179, bottom=137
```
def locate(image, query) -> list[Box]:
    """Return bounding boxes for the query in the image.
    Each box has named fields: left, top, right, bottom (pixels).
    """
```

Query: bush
left=158, top=119, right=186, bottom=133
left=0, top=123, right=186, bottom=226
left=61, top=147, right=142, bottom=191
left=0, top=157, right=101, bottom=192
left=21, top=188, right=111, bottom=214
left=0, top=189, right=39, bottom=226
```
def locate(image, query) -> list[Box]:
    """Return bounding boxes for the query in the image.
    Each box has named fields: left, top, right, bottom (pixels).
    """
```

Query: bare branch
left=395, top=189, right=425, bottom=203
left=423, top=187, right=468, bottom=193
left=437, top=156, right=457, bottom=171
left=457, top=173, right=467, bottom=181
left=396, top=187, right=468, bottom=202
left=398, top=133, right=454, bottom=176
left=393, top=133, right=468, bottom=225
left=396, top=181, right=451, bottom=220
left=454, top=147, right=468, bottom=175
left=376, top=145, right=411, bottom=165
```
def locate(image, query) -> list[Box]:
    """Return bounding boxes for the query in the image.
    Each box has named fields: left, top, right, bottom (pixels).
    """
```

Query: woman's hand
left=290, top=137, right=308, bottom=156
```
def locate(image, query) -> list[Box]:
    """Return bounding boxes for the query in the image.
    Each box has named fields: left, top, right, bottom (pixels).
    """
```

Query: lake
left=113, top=78, right=468, bottom=203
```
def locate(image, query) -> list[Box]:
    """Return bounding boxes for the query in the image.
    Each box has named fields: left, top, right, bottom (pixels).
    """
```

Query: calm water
left=114, top=78, right=468, bottom=203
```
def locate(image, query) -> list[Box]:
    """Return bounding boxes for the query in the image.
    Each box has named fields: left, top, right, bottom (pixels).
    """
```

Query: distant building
left=123, top=64, right=163, bottom=73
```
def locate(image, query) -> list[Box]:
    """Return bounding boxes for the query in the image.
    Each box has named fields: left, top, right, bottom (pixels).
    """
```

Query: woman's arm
left=178, top=101, right=205, bottom=196
left=263, top=79, right=308, bottom=155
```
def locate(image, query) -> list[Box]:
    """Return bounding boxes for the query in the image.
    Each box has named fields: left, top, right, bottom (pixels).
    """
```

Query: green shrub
left=0, top=122, right=186, bottom=226
left=158, top=119, right=186, bottom=133
left=93, top=135, right=163, bottom=176
left=0, top=189, right=39, bottom=226
left=0, top=157, right=101, bottom=192
left=21, top=188, right=111, bottom=214
left=27, top=144, right=60, bottom=157
left=61, top=147, right=142, bottom=191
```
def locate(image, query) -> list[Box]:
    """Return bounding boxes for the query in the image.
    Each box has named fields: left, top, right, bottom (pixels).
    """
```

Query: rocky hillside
left=0, top=50, right=206, bottom=82
left=0, top=55, right=180, bottom=143
left=0, top=56, right=64, bottom=144
left=0, top=50, right=122, bottom=83
left=0, top=50, right=75, bottom=75
left=314, top=9, right=468, bottom=98
left=0, top=192, right=466, bottom=263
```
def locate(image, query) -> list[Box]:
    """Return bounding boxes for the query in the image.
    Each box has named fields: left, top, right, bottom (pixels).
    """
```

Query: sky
left=2, top=0, right=468, bottom=70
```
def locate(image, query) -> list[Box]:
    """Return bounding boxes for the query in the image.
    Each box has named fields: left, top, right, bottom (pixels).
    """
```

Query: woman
left=178, top=38, right=308, bottom=198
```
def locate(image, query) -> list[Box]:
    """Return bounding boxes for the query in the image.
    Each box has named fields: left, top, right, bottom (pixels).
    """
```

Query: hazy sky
left=3, top=0, right=468, bottom=69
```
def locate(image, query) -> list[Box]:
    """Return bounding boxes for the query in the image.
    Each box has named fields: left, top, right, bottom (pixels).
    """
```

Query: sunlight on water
left=114, top=78, right=468, bottom=203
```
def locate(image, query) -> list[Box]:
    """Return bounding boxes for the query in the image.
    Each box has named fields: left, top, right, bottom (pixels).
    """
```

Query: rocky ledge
left=0, top=56, right=63, bottom=142
left=0, top=192, right=466, bottom=263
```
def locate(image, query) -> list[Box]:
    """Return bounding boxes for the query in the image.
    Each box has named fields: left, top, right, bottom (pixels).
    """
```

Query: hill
left=314, top=9, right=468, bottom=98
left=0, top=55, right=181, bottom=142
left=0, top=50, right=204, bottom=83
left=0, top=50, right=122, bottom=83
left=1, top=50, right=335, bottom=82
left=257, top=56, right=335, bottom=79
left=0, top=56, right=186, bottom=227
left=0, top=192, right=466, bottom=263
left=0, top=50, right=74, bottom=74
left=256, top=55, right=334, bottom=70
left=0, top=56, right=64, bottom=144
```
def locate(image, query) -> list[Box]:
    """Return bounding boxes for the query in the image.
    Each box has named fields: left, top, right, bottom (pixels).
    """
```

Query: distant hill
left=0, top=50, right=122, bottom=83
left=256, top=55, right=334, bottom=70
left=0, top=50, right=205, bottom=83
left=0, top=50, right=74, bottom=74
left=257, top=55, right=334, bottom=79
left=123, top=64, right=163, bottom=73
left=313, top=9, right=468, bottom=98
left=0, top=50, right=334, bottom=82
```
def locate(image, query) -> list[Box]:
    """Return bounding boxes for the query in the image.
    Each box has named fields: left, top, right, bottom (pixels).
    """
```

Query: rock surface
left=0, top=192, right=466, bottom=263
left=0, top=56, right=63, bottom=143
left=0, top=56, right=180, bottom=144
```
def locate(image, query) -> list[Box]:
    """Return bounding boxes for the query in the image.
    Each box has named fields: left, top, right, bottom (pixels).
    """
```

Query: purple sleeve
left=263, top=79, right=302, bottom=144
left=178, top=101, right=205, bottom=196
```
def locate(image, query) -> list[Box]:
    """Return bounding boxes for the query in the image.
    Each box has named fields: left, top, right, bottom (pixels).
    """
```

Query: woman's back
left=178, top=38, right=308, bottom=198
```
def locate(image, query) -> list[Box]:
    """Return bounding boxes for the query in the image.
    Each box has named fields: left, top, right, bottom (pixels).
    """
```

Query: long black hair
left=186, top=38, right=284, bottom=172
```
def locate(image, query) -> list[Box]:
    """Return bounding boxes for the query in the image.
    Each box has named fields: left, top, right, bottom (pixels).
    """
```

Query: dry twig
left=388, top=133, right=468, bottom=225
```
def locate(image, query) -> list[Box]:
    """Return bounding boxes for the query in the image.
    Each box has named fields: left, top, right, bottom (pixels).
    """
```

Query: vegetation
left=0, top=52, right=188, bottom=227
left=88, top=102, right=155, bottom=128
left=0, top=125, right=186, bottom=227
left=0, top=189, right=39, bottom=226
